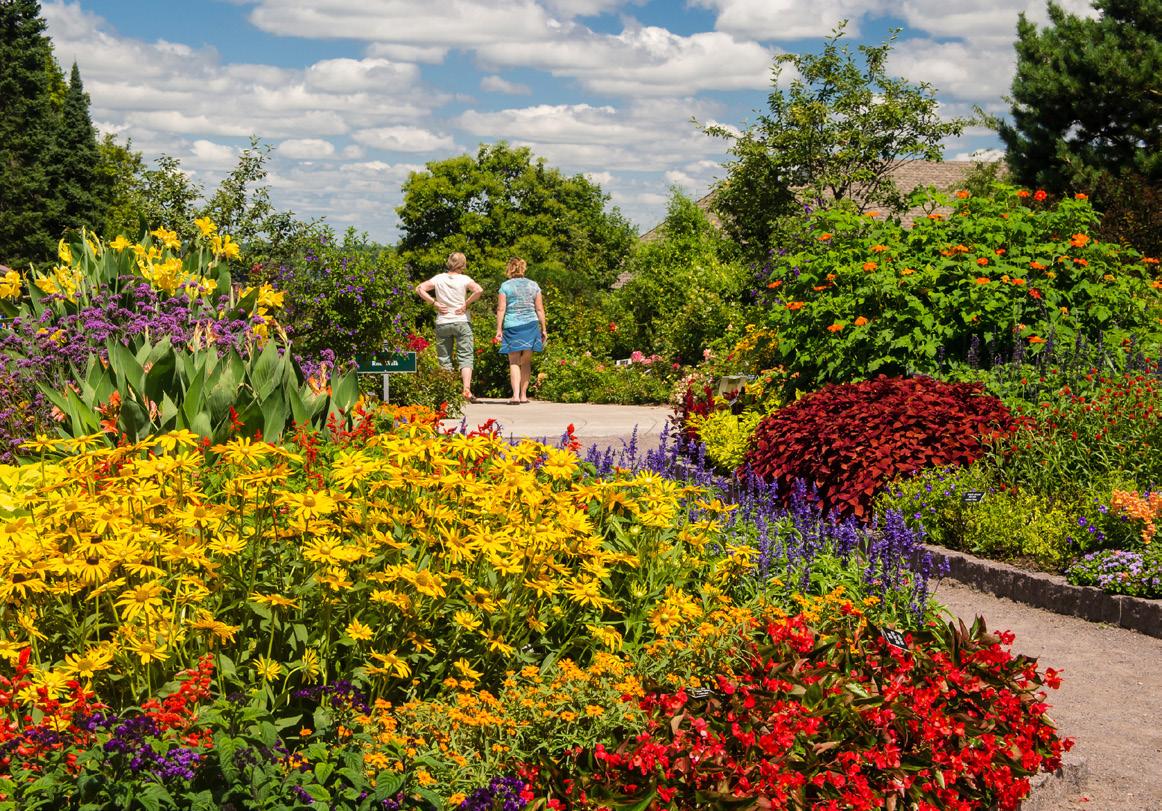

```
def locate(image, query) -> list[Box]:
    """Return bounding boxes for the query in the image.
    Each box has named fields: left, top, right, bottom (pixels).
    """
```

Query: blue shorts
left=499, top=320, right=543, bottom=354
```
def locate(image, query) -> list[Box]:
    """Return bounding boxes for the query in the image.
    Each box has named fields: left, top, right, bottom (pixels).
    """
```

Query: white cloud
left=278, top=138, right=338, bottom=160
left=481, top=74, right=532, bottom=95
left=190, top=139, right=238, bottom=167
left=544, top=0, right=636, bottom=16
left=248, top=0, right=556, bottom=48
left=304, top=58, right=420, bottom=92
left=476, top=26, right=775, bottom=96
left=691, top=0, right=884, bottom=39
left=887, top=39, right=1015, bottom=103
left=353, top=125, right=457, bottom=152
left=364, top=42, right=450, bottom=63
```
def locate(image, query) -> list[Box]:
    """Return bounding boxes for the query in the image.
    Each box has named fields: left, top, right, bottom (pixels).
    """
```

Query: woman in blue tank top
left=493, top=257, right=547, bottom=404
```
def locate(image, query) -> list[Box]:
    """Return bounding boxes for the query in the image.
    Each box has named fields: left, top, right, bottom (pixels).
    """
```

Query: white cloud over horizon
left=41, top=0, right=1044, bottom=240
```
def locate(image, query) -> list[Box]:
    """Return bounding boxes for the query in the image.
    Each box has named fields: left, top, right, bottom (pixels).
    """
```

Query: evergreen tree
left=999, top=0, right=1162, bottom=193
left=52, top=62, right=105, bottom=237
left=0, top=0, right=62, bottom=266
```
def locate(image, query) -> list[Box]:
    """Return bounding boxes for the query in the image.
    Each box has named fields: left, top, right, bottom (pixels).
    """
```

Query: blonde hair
left=505, top=257, right=527, bottom=278
left=446, top=252, right=467, bottom=272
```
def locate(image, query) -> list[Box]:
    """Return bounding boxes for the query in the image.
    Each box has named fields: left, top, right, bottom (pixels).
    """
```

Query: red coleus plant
left=745, top=376, right=1013, bottom=518
left=534, top=605, right=1069, bottom=811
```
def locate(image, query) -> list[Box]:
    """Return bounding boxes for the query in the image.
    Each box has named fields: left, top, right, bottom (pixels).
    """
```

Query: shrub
left=746, top=376, right=1013, bottom=518
left=687, top=408, right=764, bottom=472
left=987, top=370, right=1162, bottom=501
left=752, top=183, right=1162, bottom=395
left=263, top=227, right=419, bottom=364
left=533, top=346, right=677, bottom=404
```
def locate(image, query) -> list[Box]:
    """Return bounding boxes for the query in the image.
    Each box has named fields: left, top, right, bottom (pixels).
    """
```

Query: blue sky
left=44, top=0, right=1094, bottom=242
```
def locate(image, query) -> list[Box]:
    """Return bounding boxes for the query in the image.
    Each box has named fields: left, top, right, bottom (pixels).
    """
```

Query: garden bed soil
left=936, top=580, right=1162, bottom=811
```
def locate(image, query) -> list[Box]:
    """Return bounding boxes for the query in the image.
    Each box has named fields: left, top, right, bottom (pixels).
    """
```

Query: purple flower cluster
left=293, top=679, right=371, bottom=714
left=583, top=423, right=946, bottom=617
left=1066, top=548, right=1162, bottom=598
left=458, top=776, right=530, bottom=811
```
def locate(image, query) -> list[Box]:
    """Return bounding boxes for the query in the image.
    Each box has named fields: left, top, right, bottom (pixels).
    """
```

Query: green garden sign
left=356, top=350, right=416, bottom=403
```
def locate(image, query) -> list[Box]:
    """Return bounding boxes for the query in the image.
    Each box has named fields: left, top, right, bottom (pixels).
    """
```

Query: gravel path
left=935, top=581, right=1162, bottom=811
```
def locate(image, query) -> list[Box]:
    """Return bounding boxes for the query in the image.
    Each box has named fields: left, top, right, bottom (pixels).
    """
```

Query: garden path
left=933, top=582, right=1162, bottom=810
left=454, top=401, right=1162, bottom=810
left=441, top=399, right=671, bottom=451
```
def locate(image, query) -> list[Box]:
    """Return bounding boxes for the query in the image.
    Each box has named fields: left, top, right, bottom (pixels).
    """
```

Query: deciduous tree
left=707, top=25, right=966, bottom=255
left=397, top=143, right=636, bottom=291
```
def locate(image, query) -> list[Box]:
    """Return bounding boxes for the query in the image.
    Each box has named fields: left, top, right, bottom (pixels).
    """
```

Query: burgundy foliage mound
left=745, top=376, right=1013, bottom=518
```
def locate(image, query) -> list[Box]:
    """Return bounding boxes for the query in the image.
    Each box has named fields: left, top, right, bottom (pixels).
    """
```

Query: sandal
left=464, top=393, right=478, bottom=403
left=507, top=399, right=521, bottom=405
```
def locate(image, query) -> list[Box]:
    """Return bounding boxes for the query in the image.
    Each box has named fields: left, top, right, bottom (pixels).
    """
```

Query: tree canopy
left=999, top=0, right=1162, bottom=193
left=707, top=24, right=966, bottom=255
left=396, top=143, right=637, bottom=292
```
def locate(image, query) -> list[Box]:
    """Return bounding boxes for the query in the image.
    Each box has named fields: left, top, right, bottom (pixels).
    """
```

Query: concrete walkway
left=442, top=399, right=673, bottom=449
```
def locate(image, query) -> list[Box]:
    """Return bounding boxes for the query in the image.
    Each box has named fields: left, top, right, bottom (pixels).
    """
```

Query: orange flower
left=813, top=285, right=831, bottom=292
left=870, top=244, right=888, bottom=253
left=900, top=268, right=916, bottom=276
left=1028, top=336, right=1046, bottom=344
left=1029, top=288, right=1042, bottom=299
left=975, top=277, right=990, bottom=285
left=827, top=322, right=844, bottom=332
left=865, top=211, right=879, bottom=218
left=1017, top=189, right=1030, bottom=199
left=1142, top=257, right=1160, bottom=265
left=927, top=213, right=944, bottom=220
left=1153, top=280, right=1162, bottom=290
left=818, top=233, right=832, bottom=241
left=1075, top=193, right=1088, bottom=200
left=1060, top=306, right=1070, bottom=314
left=862, top=261, right=877, bottom=271
left=825, top=273, right=837, bottom=281
left=1011, top=277, right=1026, bottom=285
left=1070, top=233, right=1090, bottom=248
left=786, top=301, right=804, bottom=311
left=853, top=316, right=869, bottom=327
left=956, top=189, right=970, bottom=199
left=767, top=280, right=783, bottom=289
left=1103, top=273, right=1114, bottom=281
left=1074, top=258, right=1089, bottom=267
left=1034, top=190, right=1047, bottom=201
left=995, top=248, right=1006, bottom=255
left=954, top=244, right=969, bottom=253
left=976, top=257, right=989, bottom=266
left=1030, top=261, right=1047, bottom=270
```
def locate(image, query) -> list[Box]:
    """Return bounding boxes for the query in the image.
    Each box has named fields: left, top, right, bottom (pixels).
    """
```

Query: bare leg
left=461, top=366, right=473, bottom=398
left=519, top=350, right=532, bottom=401
left=507, top=352, right=522, bottom=401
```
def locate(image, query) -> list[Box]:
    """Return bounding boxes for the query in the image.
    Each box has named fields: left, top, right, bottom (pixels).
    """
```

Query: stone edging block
left=925, top=544, right=1162, bottom=639
left=1020, top=753, right=1089, bottom=810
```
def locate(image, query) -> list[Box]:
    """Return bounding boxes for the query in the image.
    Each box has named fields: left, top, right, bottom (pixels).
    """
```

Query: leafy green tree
left=707, top=24, right=967, bottom=255
left=52, top=63, right=105, bottom=237
left=614, top=191, right=746, bottom=364
left=96, top=135, right=148, bottom=238
left=0, top=0, right=63, bottom=266
left=999, top=0, right=1161, bottom=193
left=397, top=142, right=637, bottom=291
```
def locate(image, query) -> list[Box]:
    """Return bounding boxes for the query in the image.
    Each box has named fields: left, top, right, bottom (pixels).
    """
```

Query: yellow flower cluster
left=0, top=413, right=725, bottom=707
left=0, top=268, right=21, bottom=300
